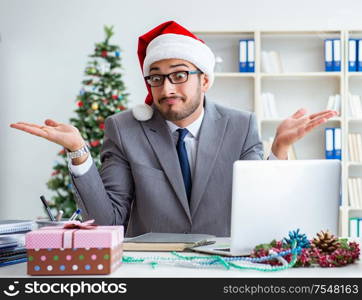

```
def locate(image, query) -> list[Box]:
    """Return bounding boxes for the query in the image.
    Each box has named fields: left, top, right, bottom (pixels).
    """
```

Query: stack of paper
left=123, top=232, right=215, bottom=251
left=326, top=94, right=341, bottom=115
left=0, top=220, right=33, bottom=267
left=348, top=133, right=362, bottom=162
left=261, top=93, right=279, bottom=118
left=261, top=51, right=283, bottom=73
left=348, top=94, right=362, bottom=118
left=348, top=177, right=362, bottom=208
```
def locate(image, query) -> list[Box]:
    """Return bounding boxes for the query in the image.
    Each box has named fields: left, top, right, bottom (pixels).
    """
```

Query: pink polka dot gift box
left=25, top=220, right=123, bottom=275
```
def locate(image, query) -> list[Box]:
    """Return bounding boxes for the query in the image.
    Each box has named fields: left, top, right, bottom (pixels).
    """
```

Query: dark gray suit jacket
left=70, top=98, right=263, bottom=237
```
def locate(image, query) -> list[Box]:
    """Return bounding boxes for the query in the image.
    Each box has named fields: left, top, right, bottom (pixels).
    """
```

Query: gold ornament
left=91, top=102, right=99, bottom=110
left=311, top=230, right=339, bottom=253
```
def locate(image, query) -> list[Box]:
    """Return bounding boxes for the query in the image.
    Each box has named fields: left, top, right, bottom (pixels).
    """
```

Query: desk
left=0, top=251, right=361, bottom=278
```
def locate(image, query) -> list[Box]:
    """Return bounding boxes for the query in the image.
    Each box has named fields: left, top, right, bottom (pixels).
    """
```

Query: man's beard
left=156, top=86, right=202, bottom=122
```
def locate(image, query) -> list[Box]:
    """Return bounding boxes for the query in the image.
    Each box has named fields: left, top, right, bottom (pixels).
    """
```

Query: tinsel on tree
left=46, top=25, right=129, bottom=218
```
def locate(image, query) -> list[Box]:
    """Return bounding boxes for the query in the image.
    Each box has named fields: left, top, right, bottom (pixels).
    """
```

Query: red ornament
left=51, top=170, right=60, bottom=176
left=112, top=94, right=118, bottom=100
left=101, top=50, right=108, bottom=57
left=58, top=149, right=66, bottom=155
left=90, top=140, right=100, bottom=147
left=77, top=101, right=84, bottom=107
left=118, top=105, right=126, bottom=111
left=99, top=123, right=105, bottom=130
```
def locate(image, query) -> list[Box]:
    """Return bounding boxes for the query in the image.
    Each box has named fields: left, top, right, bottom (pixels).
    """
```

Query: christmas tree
left=46, top=25, right=129, bottom=218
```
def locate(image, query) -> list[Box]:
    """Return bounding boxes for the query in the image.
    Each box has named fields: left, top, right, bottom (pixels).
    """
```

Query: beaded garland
left=122, top=230, right=310, bottom=272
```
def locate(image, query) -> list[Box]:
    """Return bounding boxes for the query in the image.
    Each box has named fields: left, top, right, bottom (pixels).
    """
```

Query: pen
left=40, top=195, right=55, bottom=221
left=69, top=209, right=81, bottom=221
left=55, top=210, right=64, bottom=221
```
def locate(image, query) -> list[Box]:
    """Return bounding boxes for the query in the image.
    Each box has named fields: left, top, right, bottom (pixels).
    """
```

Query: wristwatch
left=66, top=144, right=90, bottom=160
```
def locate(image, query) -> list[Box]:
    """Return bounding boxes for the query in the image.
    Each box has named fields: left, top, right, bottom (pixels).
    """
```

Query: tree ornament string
left=123, top=229, right=360, bottom=271
left=122, top=230, right=309, bottom=272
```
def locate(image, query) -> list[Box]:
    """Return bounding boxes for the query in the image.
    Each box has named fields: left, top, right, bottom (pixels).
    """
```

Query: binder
left=246, top=40, right=255, bottom=72
left=261, top=93, right=270, bottom=118
left=267, top=93, right=278, bottom=118
left=326, top=95, right=335, bottom=110
left=333, top=94, right=341, bottom=114
left=356, top=133, right=362, bottom=162
left=239, top=40, right=248, bottom=72
left=324, top=39, right=333, bottom=72
left=325, top=128, right=334, bottom=159
left=334, top=128, right=342, bottom=160
left=0, top=220, right=33, bottom=235
left=332, top=39, right=341, bottom=71
left=261, top=51, right=272, bottom=73
left=348, top=178, right=355, bottom=207
left=358, top=39, right=362, bottom=71
left=349, top=39, right=358, bottom=72
left=0, top=236, right=18, bottom=250
left=0, top=257, right=27, bottom=268
left=352, top=177, right=361, bottom=208
left=357, top=178, right=362, bottom=208
left=269, top=51, right=283, bottom=73
left=349, top=218, right=359, bottom=237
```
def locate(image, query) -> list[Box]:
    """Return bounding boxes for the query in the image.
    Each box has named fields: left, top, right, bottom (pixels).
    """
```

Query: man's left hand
left=271, top=108, right=338, bottom=159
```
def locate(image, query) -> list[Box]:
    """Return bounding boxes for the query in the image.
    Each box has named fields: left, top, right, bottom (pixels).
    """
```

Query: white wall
left=1, top=0, right=362, bottom=219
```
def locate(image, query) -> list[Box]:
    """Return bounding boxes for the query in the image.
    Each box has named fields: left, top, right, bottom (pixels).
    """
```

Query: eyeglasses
left=144, top=70, right=203, bottom=87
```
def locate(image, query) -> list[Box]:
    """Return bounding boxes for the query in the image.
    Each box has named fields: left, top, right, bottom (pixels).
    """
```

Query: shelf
left=194, top=30, right=341, bottom=35
left=347, top=73, right=362, bottom=78
left=348, top=162, right=362, bottom=167
left=197, top=29, right=361, bottom=237
left=348, top=207, right=362, bottom=212
left=193, top=31, right=255, bottom=35
left=340, top=206, right=362, bottom=214
left=261, top=117, right=342, bottom=124
left=261, top=30, right=342, bottom=35
left=348, top=118, right=362, bottom=122
left=215, top=72, right=255, bottom=78
left=261, top=72, right=341, bottom=79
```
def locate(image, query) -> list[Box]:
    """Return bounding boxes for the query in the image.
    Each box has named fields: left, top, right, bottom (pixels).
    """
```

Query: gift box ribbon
left=42, top=219, right=97, bottom=248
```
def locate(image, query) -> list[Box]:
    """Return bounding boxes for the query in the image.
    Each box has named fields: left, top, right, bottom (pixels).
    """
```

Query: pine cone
left=311, top=230, right=340, bottom=253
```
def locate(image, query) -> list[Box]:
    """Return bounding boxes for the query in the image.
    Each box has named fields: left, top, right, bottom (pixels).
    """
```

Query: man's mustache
left=159, top=96, right=185, bottom=103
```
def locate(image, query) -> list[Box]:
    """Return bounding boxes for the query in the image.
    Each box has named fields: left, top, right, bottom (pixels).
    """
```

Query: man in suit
left=10, top=21, right=337, bottom=236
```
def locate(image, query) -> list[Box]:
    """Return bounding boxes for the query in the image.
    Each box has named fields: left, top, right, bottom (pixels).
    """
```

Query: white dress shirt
left=68, top=110, right=279, bottom=177
left=165, top=109, right=204, bottom=179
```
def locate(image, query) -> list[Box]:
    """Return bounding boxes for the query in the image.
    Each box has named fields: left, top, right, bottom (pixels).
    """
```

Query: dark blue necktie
left=176, top=128, right=192, bottom=202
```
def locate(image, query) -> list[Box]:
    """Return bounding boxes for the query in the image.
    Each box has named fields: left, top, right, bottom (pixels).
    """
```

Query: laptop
left=192, top=160, right=341, bottom=256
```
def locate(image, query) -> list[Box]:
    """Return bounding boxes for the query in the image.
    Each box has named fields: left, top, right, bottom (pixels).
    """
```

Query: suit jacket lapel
left=190, top=100, right=229, bottom=217
left=140, top=109, right=192, bottom=222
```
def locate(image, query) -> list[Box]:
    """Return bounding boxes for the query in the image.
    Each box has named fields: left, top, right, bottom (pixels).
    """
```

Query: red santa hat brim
left=143, top=33, right=215, bottom=86
left=133, top=21, right=215, bottom=121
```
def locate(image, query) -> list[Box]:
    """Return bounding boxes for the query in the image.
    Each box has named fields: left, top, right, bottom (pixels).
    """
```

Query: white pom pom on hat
left=131, top=103, right=154, bottom=121
left=132, top=20, right=215, bottom=121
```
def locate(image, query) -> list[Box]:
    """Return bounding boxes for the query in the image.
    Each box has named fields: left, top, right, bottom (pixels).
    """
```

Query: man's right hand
left=10, top=119, right=86, bottom=152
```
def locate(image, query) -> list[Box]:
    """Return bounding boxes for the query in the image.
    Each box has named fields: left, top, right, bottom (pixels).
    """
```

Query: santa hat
left=132, top=20, right=215, bottom=121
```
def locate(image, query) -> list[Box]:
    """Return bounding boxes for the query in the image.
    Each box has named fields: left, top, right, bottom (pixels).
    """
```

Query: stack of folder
left=0, top=220, right=33, bottom=267
left=123, top=232, right=215, bottom=251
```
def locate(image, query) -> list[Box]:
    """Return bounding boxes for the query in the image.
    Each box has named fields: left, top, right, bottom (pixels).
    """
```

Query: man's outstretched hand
left=10, top=119, right=85, bottom=152
left=271, top=108, right=338, bottom=159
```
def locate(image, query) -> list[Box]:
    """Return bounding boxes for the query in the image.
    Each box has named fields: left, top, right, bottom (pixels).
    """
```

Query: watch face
left=67, top=146, right=88, bottom=159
